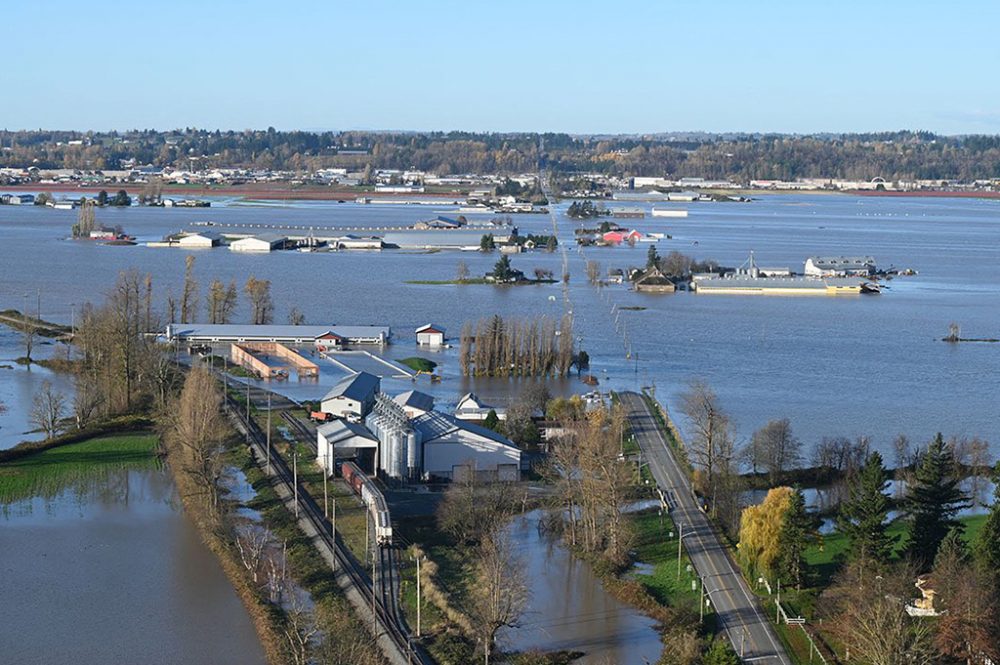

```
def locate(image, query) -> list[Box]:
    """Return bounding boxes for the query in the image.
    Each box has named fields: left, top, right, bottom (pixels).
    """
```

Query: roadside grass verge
left=629, top=508, right=710, bottom=621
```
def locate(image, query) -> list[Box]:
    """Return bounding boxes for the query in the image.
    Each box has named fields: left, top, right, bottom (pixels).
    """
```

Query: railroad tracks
left=226, top=395, right=427, bottom=665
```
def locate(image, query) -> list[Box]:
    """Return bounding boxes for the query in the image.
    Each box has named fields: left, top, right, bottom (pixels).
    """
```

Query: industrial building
left=394, top=390, right=435, bottom=418
left=316, top=420, right=378, bottom=474
left=415, top=324, right=445, bottom=347
left=804, top=256, right=876, bottom=277
left=321, top=372, right=381, bottom=419
left=364, top=391, right=520, bottom=481
left=178, top=231, right=222, bottom=248
left=229, top=233, right=287, bottom=252
left=165, top=323, right=390, bottom=346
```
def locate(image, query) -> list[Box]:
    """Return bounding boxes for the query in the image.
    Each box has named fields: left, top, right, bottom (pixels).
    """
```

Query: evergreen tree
left=906, top=433, right=969, bottom=568
left=646, top=244, right=660, bottom=269
left=480, top=233, right=495, bottom=252
left=492, top=255, right=514, bottom=281
left=837, top=451, right=896, bottom=568
left=483, top=409, right=500, bottom=432
left=777, top=487, right=819, bottom=589
left=702, top=637, right=740, bottom=665
left=973, top=462, right=1000, bottom=584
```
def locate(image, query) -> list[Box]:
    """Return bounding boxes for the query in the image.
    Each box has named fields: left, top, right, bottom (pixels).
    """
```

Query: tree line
left=7, top=128, right=1000, bottom=181
left=458, top=314, right=576, bottom=377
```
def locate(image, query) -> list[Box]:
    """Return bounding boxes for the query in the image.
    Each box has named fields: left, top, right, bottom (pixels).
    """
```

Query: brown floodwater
left=0, top=468, right=267, bottom=665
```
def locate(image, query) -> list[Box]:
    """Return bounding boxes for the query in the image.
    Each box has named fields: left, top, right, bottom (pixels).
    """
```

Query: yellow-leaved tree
left=738, top=486, right=793, bottom=577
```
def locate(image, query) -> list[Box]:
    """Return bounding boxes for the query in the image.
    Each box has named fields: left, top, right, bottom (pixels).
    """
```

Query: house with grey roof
left=321, top=372, right=381, bottom=419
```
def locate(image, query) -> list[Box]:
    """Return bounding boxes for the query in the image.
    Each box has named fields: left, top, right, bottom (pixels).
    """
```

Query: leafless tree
left=72, top=375, right=100, bottom=429
left=456, top=259, right=470, bottom=283
left=467, top=528, right=527, bottom=665
left=281, top=582, right=318, bottom=665
left=164, top=365, right=228, bottom=513
left=30, top=381, right=67, bottom=439
left=180, top=255, right=199, bottom=324
left=824, top=561, right=936, bottom=665
left=234, top=522, right=271, bottom=585
left=586, top=259, right=602, bottom=285
left=749, top=418, right=802, bottom=482
left=245, top=276, right=273, bottom=325
left=287, top=307, right=306, bottom=326
left=680, top=380, right=735, bottom=511
left=438, top=473, right=516, bottom=546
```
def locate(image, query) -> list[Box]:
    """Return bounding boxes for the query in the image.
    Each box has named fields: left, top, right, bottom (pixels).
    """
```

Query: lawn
left=0, top=432, right=159, bottom=503
left=399, top=357, right=438, bottom=373
left=629, top=508, right=708, bottom=617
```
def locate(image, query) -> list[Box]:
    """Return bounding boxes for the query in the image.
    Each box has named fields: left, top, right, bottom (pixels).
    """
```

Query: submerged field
left=0, top=433, right=159, bottom=504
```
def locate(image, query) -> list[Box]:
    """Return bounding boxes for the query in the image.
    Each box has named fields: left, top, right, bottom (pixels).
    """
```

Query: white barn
left=229, top=233, right=286, bottom=252
left=415, top=324, right=445, bottom=347
left=413, top=411, right=521, bottom=481
left=178, top=231, right=222, bottom=248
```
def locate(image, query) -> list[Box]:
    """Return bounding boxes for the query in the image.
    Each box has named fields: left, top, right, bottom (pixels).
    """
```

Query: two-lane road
left=620, top=392, right=791, bottom=664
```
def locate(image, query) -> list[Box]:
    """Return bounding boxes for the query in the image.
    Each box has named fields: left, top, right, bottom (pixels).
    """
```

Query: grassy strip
left=0, top=309, right=72, bottom=337
left=399, top=357, right=437, bottom=373
left=0, top=415, right=153, bottom=464
left=0, top=432, right=159, bottom=504
left=629, top=508, right=708, bottom=618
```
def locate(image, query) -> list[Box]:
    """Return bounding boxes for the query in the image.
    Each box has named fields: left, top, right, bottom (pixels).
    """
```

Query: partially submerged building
left=229, top=233, right=287, bottom=252
left=803, top=256, right=876, bottom=277
left=165, top=323, right=390, bottom=346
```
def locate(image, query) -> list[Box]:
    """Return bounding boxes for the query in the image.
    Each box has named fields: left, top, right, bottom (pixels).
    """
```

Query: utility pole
left=372, top=555, right=378, bottom=635
left=365, top=513, right=370, bottom=562
left=416, top=555, right=422, bottom=637
left=293, top=442, right=299, bottom=518
left=700, top=577, right=705, bottom=623
left=245, top=379, right=250, bottom=444
left=331, top=493, right=336, bottom=539
left=776, top=579, right=781, bottom=623
left=323, top=451, right=329, bottom=518
left=677, top=522, right=684, bottom=580
left=266, top=391, right=272, bottom=470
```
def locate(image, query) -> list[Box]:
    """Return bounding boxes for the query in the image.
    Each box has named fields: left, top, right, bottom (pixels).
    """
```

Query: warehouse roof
left=323, top=372, right=381, bottom=403
left=394, top=390, right=435, bottom=413
left=165, top=323, right=390, bottom=342
left=317, top=419, right=377, bottom=445
left=412, top=410, right=515, bottom=448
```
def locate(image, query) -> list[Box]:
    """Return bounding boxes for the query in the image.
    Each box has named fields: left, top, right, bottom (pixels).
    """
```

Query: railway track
left=227, top=395, right=427, bottom=665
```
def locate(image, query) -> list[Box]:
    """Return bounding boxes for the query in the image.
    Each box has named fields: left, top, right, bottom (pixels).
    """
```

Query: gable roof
left=317, top=419, right=377, bottom=444
left=415, top=324, right=445, bottom=334
left=323, top=372, right=380, bottom=402
left=394, top=390, right=435, bottom=413
left=411, top=410, right=515, bottom=448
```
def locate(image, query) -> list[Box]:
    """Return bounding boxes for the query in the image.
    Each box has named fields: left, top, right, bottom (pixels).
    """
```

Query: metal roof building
left=165, top=324, right=390, bottom=345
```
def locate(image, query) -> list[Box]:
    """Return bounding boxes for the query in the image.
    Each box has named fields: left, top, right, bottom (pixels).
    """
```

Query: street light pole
left=677, top=522, right=685, bottom=580
left=416, top=555, right=422, bottom=637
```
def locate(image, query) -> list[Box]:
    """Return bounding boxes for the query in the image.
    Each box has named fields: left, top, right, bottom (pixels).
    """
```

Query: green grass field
left=629, top=508, right=709, bottom=617
left=399, top=357, right=438, bottom=373
left=0, top=433, right=159, bottom=503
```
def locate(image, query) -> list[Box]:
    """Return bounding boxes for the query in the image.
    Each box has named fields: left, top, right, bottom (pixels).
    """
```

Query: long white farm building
left=165, top=324, right=390, bottom=346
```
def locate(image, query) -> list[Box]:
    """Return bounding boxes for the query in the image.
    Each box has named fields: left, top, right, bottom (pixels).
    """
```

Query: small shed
left=415, top=324, right=445, bottom=347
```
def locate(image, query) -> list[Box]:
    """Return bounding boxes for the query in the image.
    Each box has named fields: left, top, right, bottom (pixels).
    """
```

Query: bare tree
left=586, top=259, right=601, bottom=285
left=245, top=276, right=273, bottom=325
left=825, top=561, right=936, bottom=665
left=21, top=312, right=36, bottom=364
left=72, top=375, right=100, bottom=429
left=467, top=528, right=527, bottom=665
left=165, top=365, right=228, bottom=513
left=287, top=307, right=306, bottom=326
left=456, top=259, right=470, bottom=283
left=30, top=380, right=66, bottom=439
left=180, top=255, right=199, bottom=324
left=680, top=380, right=735, bottom=511
left=438, top=473, right=516, bottom=547
left=749, top=418, right=802, bottom=482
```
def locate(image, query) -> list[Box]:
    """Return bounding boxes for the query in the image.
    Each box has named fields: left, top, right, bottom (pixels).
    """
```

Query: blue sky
left=3, top=0, right=999, bottom=134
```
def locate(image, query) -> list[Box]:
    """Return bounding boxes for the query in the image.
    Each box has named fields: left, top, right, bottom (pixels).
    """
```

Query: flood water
left=0, top=193, right=998, bottom=459
left=500, top=509, right=662, bottom=664
left=0, top=468, right=268, bottom=665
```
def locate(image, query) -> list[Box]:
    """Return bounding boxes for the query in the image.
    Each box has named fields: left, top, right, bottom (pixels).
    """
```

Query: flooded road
left=0, top=468, right=267, bottom=665
left=500, top=509, right=662, bottom=664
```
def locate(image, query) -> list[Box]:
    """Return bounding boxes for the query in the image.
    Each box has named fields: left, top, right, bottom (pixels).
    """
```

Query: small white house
left=394, top=390, right=435, bottom=419
left=454, top=392, right=506, bottom=421
left=229, top=233, right=286, bottom=252
left=415, top=324, right=445, bottom=347
left=178, top=231, right=222, bottom=248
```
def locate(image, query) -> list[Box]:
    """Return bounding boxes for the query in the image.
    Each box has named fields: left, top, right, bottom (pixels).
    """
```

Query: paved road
left=620, top=392, right=791, bottom=664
